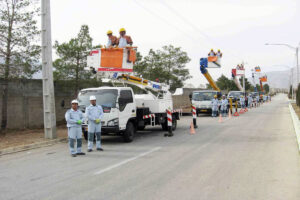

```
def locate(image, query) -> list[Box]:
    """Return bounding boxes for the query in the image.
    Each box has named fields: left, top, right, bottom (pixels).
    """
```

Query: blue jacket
left=85, top=105, right=104, bottom=124
left=65, top=109, right=84, bottom=128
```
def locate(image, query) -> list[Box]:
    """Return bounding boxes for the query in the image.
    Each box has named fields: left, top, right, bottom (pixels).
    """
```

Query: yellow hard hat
left=119, top=28, right=126, bottom=32
left=211, top=49, right=213, bottom=51
left=107, top=30, right=112, bottom=35
left=218, top=49, right=220, bottom=51
left=214, top=95, right=217, bottom=98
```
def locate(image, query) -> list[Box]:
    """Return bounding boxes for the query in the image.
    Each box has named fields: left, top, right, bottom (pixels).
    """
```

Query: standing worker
left=106, top=30, right=118, bottom=48
left=216, top=49, right=222, bottom=58
left=211, top=95, right=219, bottom=117
left=117, top=28, right=133, bottom=48
left=248, top=94, right=253, bottom=108
left=65, top=100, right=85, bottom=157
left=220, top=95, right=228, bottom=117
left=85, top=96, right=104, bottom=152
left=240, top=95, right=245, bottom=109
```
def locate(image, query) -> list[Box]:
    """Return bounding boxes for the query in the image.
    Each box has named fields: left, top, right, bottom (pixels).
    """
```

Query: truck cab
left=78, top=87, right=137, bottom=142
left=191, top=90, right=219, bottom=115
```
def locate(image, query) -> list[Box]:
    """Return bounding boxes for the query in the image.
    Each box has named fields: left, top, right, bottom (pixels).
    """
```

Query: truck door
left=118, top=90, right=136, bottom=130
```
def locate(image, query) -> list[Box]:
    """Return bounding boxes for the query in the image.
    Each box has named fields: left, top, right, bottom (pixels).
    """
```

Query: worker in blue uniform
left=85, top=95, right=104, bottom=152
left=211, top=95, right=219, bottom=117
left=65, top=99, right=85, bottom=157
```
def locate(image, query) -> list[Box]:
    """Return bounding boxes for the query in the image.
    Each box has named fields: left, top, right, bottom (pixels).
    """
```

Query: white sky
left=50, top=0, right=300, bottom=87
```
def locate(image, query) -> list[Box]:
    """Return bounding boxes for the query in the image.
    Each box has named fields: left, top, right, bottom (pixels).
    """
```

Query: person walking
left=65, top=100, right=85, bottom=157
left=85, top=96, right=104, bottom=152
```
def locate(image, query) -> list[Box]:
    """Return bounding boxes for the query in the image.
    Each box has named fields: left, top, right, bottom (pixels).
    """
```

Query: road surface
left=0, top=94, right=299, bottom=200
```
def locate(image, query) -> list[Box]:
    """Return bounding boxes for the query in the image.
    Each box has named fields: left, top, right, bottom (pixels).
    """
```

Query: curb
left=288, top=103, right=300, bottom=152
left=0, top=137, right=68, bottom=156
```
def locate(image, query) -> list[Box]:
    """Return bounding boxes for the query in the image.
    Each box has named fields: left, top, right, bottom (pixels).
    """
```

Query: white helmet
left=89, top=95, right=96, bottom=100
left=71, top=99, right=79, bottom=104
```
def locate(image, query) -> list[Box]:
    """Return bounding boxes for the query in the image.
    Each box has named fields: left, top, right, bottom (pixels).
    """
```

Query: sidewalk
left=0, top=126, right=68, bottom=156
left=289, top=102, right=300, bottom=153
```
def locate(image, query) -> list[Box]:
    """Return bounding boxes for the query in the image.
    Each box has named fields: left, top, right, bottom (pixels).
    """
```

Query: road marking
left=94, top=147, right=161, bottom=175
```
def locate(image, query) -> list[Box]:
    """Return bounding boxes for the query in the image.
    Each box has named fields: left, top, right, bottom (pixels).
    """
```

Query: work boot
left=76, top=152, right=86, bottom=155
left=97, top=148, right=104, bottom=151
left=168, top=133, right=173, bottom=137
left=71, top=154, right=77, bottom=157
left=87, top=149, right=93, bottom=152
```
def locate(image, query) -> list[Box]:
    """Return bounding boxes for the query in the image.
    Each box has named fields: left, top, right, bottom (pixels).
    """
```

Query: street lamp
left=265, top=42, right=299, bottom=86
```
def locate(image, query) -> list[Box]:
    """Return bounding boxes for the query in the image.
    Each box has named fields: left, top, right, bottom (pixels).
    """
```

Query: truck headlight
left=107, top=118, right=118, bottom=126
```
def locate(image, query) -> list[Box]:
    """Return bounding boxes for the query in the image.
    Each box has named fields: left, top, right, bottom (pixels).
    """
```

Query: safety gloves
left=77, top=120, right=82, bottom=125
left=95, top=119, right=101, bottom=124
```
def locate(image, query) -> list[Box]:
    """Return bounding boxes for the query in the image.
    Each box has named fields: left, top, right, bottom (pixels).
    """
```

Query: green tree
left=53, top=25, right=93, bottom=93
left=263, top=84, right=270, bottom=94
left=0, top=0, right=40, bottom=131
left=239, top=77, right=253, bottom=91
left=134, top=45, right=191, bottom=92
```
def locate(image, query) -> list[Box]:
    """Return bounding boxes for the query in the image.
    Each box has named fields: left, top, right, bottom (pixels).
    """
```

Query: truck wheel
left=137, top=126, right=145, bottom=131
left=161, top=118, right=168, bottom=131
left=83, top=129, right=88, bottom=141
left=172, top=116, right=177, bottom=131
left=124, top=122, right=135, bottom=143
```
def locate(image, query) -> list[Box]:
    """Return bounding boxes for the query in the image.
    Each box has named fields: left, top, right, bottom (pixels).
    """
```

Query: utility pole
left=41, top=0, right=56, bottom=139
left=242, top=62, right=246, bottom=95
left=296, top=47, right=299, bottom=86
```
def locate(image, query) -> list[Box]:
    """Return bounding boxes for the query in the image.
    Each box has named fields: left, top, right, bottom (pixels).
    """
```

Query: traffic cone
left=228, top=109, right=232, bottom=119
left=218, top=113, right=223, bottom=123
left=239, top=108, right=244, bottom=114
left=190, top=122, right=195, bottom=135
left=233, top=111, right=239, bottom=116
left=245, top=108, right=248, bottom=112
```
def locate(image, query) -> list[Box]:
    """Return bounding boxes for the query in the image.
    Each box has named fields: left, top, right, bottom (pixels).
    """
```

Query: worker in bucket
left=240, top=95, right=245, bottom=109
left=65, top=100, right=85, bottom=157
left=208, top=49, right=216, bottom=57
left=106, top=30, right=118, bottom=48
left=117, top=28, right=133, bottom=48
left=211, top=95, right=219, bottom=117
left=85, top=96, right=104, bottom=152
left=220, top=95, right=228, bottom=117
left=216, top=49, right=222, bottom=58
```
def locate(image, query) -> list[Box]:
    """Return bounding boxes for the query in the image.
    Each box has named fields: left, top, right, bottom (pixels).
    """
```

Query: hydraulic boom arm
left=200, top=58, right=221, bottom=92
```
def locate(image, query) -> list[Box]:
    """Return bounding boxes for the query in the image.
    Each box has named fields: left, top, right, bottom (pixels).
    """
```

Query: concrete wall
left=0, top=79, right=102, bottom=130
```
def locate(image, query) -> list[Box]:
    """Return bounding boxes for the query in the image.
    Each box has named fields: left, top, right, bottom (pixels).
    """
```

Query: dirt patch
left=291, top=103, right=300, bottom=119
left=0, top=125, right=68, bottom=150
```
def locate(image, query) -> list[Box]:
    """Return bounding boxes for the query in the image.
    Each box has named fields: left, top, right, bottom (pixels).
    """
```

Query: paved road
left=0, top=94, right=300, bottom=200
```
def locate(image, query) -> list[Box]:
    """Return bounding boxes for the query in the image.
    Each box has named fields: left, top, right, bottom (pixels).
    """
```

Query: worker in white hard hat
left=220, top=95, right=228, bottom=117
left=216, top=49, right=222, bottom=58
left=117, top=28, right=133, bottom=48
left=211, top=94, right=219, bottom=117
left=106, top=30, right=117, bottom=48
left=208, top=49, right=216, bottom=57
left=85, top=95, right=104, bottom=152
left=240, top=95, right=245, bottom=109
left=65, top=99, right=85, bottom=157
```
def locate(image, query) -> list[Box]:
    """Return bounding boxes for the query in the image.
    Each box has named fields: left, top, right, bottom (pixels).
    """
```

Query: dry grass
left=0, top=125, right=68, bottom=150
left=291, top=103, right=300, bottom=119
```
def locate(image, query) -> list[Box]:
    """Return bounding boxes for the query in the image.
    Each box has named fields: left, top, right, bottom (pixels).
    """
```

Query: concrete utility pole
left=41, top=0, right=56, bottom=139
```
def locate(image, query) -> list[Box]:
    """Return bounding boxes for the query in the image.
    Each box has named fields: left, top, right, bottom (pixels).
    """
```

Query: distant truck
left=191, top=90, right=220, bottom=115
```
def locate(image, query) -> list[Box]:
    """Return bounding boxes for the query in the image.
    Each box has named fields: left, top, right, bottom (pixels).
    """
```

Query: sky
left=50, top=0, right=300, bottom=88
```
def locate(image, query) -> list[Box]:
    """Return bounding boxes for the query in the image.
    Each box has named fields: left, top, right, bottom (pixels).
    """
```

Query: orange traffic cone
left=218, top=113, right=223, bottom=123
left=190, top=122, right=195, bottom=135
left=234, top=111, right=239, bottom=116
left=245, top=108, right=248, bottom=112
left=228, top=109, right=232, bottom=119
left=239, top=108, right=244, bottom=114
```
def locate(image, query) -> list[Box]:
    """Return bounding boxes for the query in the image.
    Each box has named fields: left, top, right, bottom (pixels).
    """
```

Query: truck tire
left=161, top=118, right=168, bottom=131
left=172, top=116, right=177, bottom=131
left=137, top=125, right=145, bottom=131
left=124, top=122, right=135, bottom=143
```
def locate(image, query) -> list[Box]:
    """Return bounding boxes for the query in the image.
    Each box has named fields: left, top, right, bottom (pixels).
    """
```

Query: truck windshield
left=192, top=92, right=215, bottom=101
left=78, top=89, right=118, bottom=109
left=228, top=92, right=243, bottom=98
